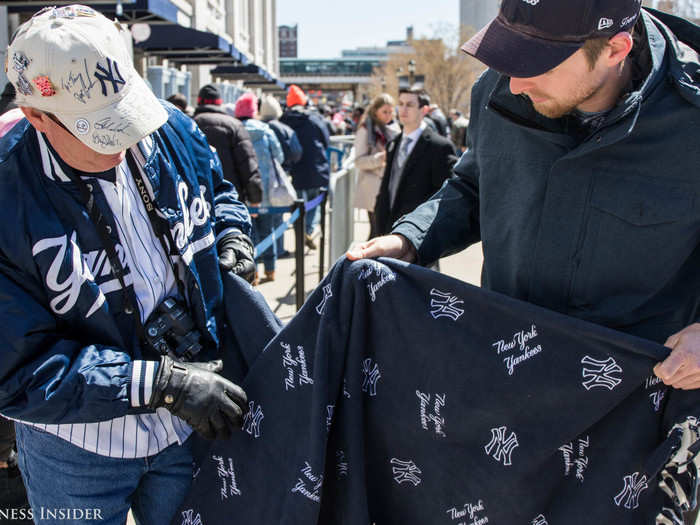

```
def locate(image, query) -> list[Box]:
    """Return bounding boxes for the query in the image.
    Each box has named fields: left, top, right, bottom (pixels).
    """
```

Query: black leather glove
left=218, top=233, right=256, bottom=283
left=148, top=356, right=248, bottom=440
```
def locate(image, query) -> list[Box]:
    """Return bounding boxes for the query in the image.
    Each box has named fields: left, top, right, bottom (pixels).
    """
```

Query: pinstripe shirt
left=22, top=137, right=192, bottom=457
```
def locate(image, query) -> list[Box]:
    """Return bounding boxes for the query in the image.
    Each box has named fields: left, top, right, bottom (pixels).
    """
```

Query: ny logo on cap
left=522, top=0, right=540, bottom=5
left=94, top=57, right=125, bottom=96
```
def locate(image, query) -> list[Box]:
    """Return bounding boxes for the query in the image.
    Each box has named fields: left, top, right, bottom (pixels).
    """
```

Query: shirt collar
left=403, top=120, right=426, bottom=142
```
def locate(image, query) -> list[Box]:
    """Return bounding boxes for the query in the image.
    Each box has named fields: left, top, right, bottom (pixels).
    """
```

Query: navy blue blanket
left=181, top=259, right=700, bottom=524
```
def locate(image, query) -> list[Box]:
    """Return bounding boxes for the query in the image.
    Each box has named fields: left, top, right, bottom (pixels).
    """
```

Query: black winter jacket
left=194, top=105, right=262, bottom=203
left=280, top=108, right=330, bottom=190
left=265, top=119, right=303, bottom=171
left=393, top=9, right=700, bottom=344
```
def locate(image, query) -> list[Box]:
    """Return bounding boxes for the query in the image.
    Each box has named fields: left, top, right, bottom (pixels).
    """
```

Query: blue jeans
left=15, top=424, right=193, bottom=525
left=300, top=188, right=322, bottom=236
left=252, top=213, right=277, bottom=272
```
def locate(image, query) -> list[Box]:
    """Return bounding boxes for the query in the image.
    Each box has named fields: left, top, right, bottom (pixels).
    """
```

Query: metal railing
left=246, top=136, right=356, bottom=311
left=327, top=136, right=356, bottom=264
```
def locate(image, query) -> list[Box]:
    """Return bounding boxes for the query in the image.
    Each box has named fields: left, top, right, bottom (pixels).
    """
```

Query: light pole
left=407, top=59, right=416, bottom=87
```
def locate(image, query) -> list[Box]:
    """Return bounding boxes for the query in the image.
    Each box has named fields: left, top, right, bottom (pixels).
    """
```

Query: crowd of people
left=167, top=83, right=331, bottom=283
left=0, top=1, right=698, bottom=524
left=166, top=78, right=466, bottom=282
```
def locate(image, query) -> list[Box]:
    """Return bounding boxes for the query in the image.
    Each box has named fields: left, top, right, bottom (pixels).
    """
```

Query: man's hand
left=654, top=323, right=700, bottom=389
left=346, top=234, right=417, bottom=263
left=218, top=233, right=256, bottom=283
left=149, top=356, right=248, bottom=440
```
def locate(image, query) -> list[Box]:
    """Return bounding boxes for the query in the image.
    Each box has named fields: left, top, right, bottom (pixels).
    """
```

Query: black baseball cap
left=461, top=0, right=642, bottom=78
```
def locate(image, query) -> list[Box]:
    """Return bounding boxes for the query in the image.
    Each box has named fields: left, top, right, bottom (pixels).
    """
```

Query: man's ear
left=20, top=106, right=51, bottom=132
left=606, top=32, right=634, bottom=67
left=420, top=106, right=430, bottom=117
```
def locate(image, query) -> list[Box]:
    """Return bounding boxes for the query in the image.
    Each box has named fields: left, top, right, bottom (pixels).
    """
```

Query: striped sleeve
left=130, top=361, right=159, bottom=408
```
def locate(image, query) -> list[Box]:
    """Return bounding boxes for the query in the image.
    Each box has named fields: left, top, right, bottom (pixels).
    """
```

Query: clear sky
left=277, top=0, right=459, bottom=59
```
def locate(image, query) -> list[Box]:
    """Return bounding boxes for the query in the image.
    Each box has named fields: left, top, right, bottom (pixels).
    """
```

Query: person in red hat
left=280, top=85, right=330, bottom=250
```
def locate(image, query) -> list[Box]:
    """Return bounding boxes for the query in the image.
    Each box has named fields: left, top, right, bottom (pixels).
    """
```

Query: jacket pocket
left=571, top=175, right=696, bottom=313
left=590, top=176, right=692, bottom=226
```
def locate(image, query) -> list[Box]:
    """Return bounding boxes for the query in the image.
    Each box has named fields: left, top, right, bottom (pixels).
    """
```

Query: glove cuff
left=217, top=232, right=252, bottom=248
left=149, top=356, right=188, bottom=410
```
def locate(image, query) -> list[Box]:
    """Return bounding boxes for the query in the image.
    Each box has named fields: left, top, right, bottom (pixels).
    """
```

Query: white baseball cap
left=6, top=5, right=167, bottom=154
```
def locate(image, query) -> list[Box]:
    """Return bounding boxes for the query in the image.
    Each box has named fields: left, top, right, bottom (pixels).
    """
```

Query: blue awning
left=135, top=24, right=246, bottom=65
left=209, top=64, right=286, bottom=90
left=0, top=0, right=181, bottom=24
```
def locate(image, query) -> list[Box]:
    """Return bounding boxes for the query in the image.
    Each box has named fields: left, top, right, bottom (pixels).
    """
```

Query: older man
left=0, top=6, right=253, bottom=524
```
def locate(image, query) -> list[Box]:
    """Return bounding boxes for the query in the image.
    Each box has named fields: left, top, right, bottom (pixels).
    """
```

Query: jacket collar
left=645, top=8, right=700, bottom=108
left=397, top=124, right=432, bottom=175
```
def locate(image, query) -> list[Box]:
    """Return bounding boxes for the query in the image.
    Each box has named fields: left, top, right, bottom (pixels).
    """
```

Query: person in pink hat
left=226, top=92, right=284, bottom=283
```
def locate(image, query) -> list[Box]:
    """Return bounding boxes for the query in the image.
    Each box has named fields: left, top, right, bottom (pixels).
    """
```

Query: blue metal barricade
left=247, top=189, right=327, bottom=311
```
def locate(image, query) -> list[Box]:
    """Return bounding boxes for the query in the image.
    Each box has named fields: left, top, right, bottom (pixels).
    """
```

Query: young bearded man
left=348, top=0, right=700, bottom=479
left=349, top=0, right=700, bottom=388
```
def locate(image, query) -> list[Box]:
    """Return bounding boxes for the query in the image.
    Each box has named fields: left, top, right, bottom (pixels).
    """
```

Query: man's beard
left=529, top=77, right=604, bottom=119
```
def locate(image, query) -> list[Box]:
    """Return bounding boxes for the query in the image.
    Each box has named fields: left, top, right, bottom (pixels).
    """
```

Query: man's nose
left=509, top=77, right=534, bottom=95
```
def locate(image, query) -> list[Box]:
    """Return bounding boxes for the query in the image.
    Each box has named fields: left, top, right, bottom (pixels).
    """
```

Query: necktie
left=389, top=137, right=413, bottom=207
left=397, top=137, right=413, bottom=168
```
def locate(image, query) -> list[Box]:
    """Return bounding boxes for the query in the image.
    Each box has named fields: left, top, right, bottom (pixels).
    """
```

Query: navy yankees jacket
left=0, top=103, right=252, bottom=424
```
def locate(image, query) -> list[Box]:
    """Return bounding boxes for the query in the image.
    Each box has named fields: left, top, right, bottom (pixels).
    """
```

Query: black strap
left=66, top=150, right=191, bottom=341
left=71, top=169, right=146, bottom=339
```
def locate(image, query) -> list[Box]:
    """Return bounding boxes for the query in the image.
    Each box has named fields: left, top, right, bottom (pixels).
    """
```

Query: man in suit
left=373, top=88, right=457, bottom=237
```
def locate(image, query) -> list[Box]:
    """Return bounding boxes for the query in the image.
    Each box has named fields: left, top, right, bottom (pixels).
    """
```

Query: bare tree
left=643, top=0, right=700, bottom=22
left=365, top=25, right=486, bottom=116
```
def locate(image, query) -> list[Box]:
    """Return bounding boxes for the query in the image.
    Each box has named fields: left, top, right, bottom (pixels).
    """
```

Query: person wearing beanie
left=280, top=85, right=330, bottom=250
left=260, top=95, right=302, bottom=258
left=234, top=92, right=257, bottom=119
left=260, top=95, right=302, bottom=172
left=193, top=84, right=263, bottom=206
left=231, top=92, right=284, bottom=283
left=0, top=6, right=254, bottom=524
left=286, top=84, right=308, bottom=109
